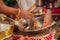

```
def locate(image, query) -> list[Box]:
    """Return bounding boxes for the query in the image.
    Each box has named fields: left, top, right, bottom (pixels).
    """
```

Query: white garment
left=16, top=0, right=36, bottom=10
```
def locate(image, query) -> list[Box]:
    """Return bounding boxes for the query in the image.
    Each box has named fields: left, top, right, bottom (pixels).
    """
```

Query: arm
left=0, top=0, right=34, bottom=20
left=0, top=0, right=18, bottom=15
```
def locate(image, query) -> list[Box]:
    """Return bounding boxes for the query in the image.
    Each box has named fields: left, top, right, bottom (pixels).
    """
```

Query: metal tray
left=21, top=21, right=56, bottom=32
left=18, top=16, right=56, bottom=33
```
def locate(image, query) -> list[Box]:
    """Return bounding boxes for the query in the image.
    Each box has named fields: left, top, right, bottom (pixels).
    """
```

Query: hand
left=20, top=10, right=34, bottom=20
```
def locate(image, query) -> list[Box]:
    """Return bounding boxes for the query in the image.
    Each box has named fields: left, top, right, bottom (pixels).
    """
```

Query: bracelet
left=15, top=8, right=21, bottom=20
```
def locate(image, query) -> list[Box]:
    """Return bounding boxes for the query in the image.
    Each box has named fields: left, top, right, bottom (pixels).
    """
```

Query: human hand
left=20, top=10, right=34, bottom=20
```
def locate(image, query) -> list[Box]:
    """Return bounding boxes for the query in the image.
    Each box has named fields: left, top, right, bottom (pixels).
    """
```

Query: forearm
left=0, top=0, right=5, bottom=4
left=0, top=0, right=18, bottom=15
left=0, top=4, right=18, bottom=15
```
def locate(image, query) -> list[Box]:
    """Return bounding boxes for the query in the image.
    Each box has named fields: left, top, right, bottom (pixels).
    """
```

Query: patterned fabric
left=30, top=32, right=55, bottom=40
left=10, top=32, right=55, bottom=40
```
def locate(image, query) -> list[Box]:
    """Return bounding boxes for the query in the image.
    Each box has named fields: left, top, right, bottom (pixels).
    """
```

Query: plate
left=23, top=21, right=56, bottom=32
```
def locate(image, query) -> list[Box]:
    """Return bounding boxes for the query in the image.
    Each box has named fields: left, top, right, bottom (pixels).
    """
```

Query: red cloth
left=52, top=8, right=60, bottom=14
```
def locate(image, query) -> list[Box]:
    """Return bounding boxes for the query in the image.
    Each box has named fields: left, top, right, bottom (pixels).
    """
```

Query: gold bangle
left=15, top=8, right=21, bottom=20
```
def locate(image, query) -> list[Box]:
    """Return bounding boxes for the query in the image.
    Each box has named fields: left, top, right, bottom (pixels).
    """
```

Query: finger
left=27, top=13, right=36, bottom=21
left=25, top=16, right=32, bottom=20
left=28, top=13, right=34, bottom=17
